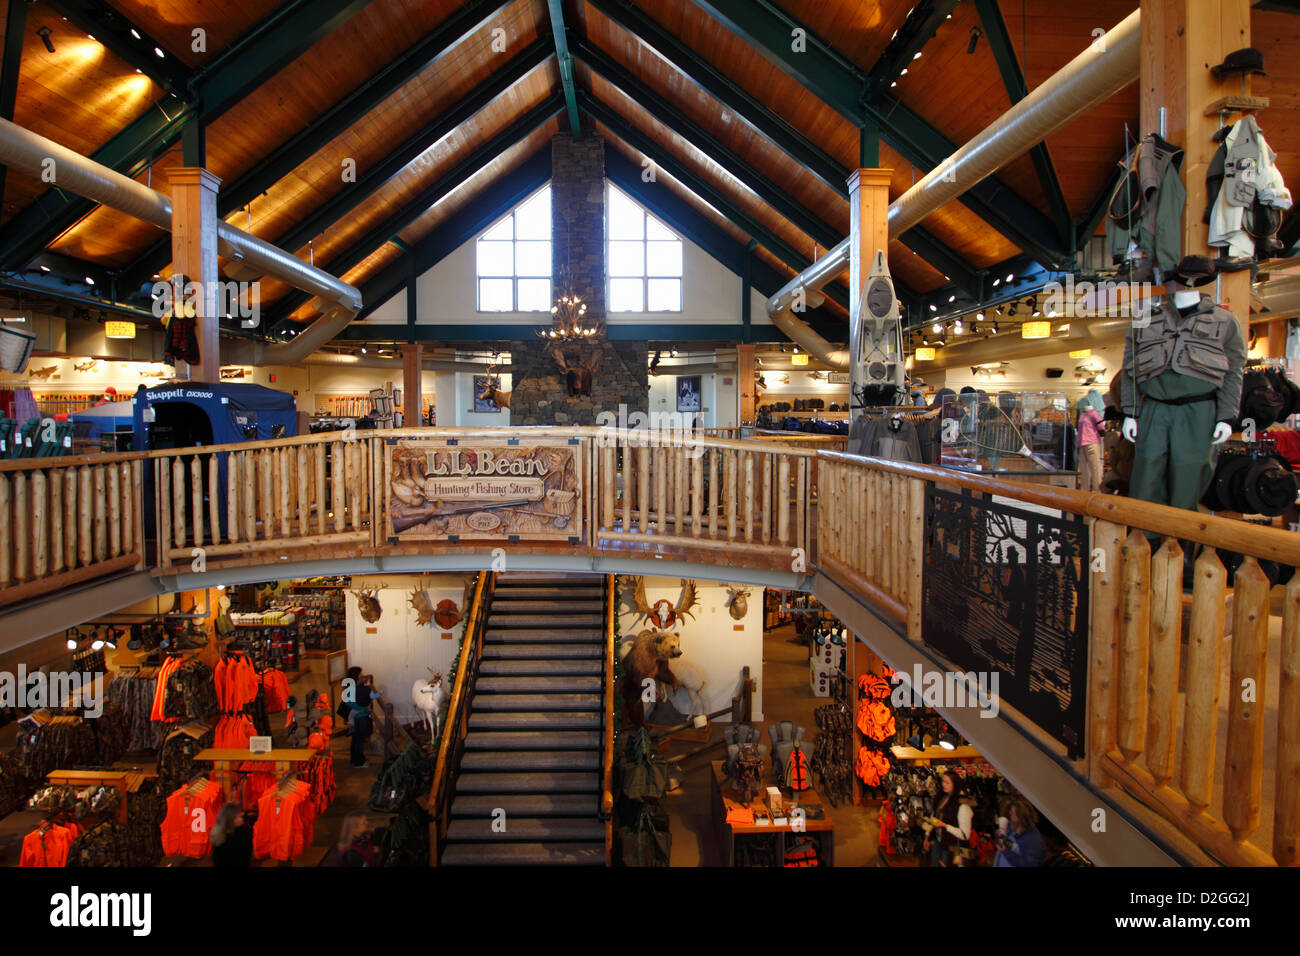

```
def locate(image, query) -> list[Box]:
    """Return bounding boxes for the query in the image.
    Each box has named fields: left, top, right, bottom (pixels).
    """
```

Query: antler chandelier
left=539, top=291, right=602, bottom=342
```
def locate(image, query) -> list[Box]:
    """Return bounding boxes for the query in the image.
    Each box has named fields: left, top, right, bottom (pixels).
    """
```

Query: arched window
left=607, top=184, right=682, bottom=312
left=476, top=185, right=551, bottom=311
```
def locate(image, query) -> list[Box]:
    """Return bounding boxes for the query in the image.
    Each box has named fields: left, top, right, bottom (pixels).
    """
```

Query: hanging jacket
left=1106, top=133, right=1186, bottom=275
left=1207, top=116, right=1292, bottom=259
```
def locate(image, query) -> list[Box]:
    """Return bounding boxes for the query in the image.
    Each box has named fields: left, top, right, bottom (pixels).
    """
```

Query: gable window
left=607, top=184, right=682, bottom=312
left=476, top=185, right=551, bottom=311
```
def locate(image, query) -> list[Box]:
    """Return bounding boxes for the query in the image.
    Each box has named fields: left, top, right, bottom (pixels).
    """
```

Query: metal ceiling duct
left=0, top=116, right=360, bottom=366
left=765, top=9, right=1142, bottom=369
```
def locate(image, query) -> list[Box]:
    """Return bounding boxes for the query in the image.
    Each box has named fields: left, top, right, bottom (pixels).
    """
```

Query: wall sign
left=385, top=440, right=585, bottom=542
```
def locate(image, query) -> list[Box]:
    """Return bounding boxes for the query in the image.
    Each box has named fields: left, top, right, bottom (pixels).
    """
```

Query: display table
left=709, top=760, right=835, bottom=866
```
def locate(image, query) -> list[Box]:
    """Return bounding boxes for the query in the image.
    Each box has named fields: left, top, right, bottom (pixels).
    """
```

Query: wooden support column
left=401, top=344, right=423, bottom=428
left=737, top=344, right=756, bottom=428
left=1140, top=0, right=1252, bottom=328
left=847, top=168, right=893, bottom=334
left=167, top=167, right=223, bottom=382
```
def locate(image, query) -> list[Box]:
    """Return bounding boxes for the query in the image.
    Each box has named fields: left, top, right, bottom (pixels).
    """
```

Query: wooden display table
left=709, top=761, right=835, bottom=866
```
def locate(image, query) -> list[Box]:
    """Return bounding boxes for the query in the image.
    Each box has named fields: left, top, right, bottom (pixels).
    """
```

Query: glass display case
left=939, top=391, right=1075, bottom=476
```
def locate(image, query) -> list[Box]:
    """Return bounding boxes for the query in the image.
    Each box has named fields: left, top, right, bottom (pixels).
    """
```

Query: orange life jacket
left=784, top=746, right=810, bottom=792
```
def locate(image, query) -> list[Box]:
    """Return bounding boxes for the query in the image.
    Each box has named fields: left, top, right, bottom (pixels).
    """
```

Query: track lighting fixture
left=967, top=26, right=981, bottom=54
left=939, top=729, right=959, bottom=751
left=929, top=303, right=937, bottom=312
left=932, top=322, right=942, bottom=333
left=38, top=26, right=56, bottom=54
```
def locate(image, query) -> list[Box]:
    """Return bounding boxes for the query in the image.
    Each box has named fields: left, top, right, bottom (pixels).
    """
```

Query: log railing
left=0, top=452, right=146, bottom=607
left=428, top=570, right=491, bottom=865
left=595, top=430, right=812, bottom=562
left=819, top=450, right=1300, bottom=868
left=151, top=431, right=372, bottom=567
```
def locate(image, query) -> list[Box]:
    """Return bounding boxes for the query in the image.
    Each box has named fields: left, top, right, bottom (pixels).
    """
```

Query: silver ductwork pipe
left=765, top=9, right=1142, bottom=369
left=0, top=116, right=361, bottom=366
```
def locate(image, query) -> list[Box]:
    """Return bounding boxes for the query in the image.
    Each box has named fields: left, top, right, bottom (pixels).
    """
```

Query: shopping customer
left=922, top=771, right=972, bottom=867
left=1076, top=397, right=1105, bottom=492
left=345, top=666, right=380, bottom=768
left=210, top=802, right=253, bottom=867
left=994, top=798, right=1046, bottom=867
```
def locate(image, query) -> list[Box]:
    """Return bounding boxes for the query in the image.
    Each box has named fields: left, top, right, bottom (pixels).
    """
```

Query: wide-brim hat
left=1208, top=453, right=1253, bottom=511
left=1211, top=47, right=1269, bottom=79
left=1242, top=455, right=1297, bottom=516
left=1169, top=255, right=1217, bottom=287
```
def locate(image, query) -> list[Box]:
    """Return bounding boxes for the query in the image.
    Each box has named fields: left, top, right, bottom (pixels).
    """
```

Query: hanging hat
left=1241, top=455, right=1298, bottom=516
left=1168, top=255, right=1217, bottom=287
left=1208, top=453, right=1253, bottom=511
left=1211, top=48, right=1269, bottom=80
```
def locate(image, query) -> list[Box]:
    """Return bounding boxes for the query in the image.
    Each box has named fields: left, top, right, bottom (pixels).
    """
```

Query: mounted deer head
left=727, top=587, right=752, bottom=621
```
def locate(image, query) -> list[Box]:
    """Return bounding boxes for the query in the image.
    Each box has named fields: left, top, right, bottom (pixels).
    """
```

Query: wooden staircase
left=439, top=572, right=611, bottom=866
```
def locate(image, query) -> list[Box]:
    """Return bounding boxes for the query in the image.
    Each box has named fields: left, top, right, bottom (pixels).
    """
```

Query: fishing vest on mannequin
left=1120, top=255, right=1247, bottom=512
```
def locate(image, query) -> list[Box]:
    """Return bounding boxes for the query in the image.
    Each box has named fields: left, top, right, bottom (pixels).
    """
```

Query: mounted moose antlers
left=628, top=577, right=700, bottom=630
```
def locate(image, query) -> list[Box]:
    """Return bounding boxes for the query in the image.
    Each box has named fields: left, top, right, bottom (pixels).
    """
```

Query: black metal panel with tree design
left=921, top=486, right=1088, bottom=757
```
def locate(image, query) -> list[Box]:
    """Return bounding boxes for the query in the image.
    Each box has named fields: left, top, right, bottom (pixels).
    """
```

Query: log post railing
left=428, top=570, right=491, bottom=865
left=596, top=429, right=812, bottom=563
left=817, top=450, right=1300, bottom=867
left=151, top=431, right=371, bottom=567
left=0, top=452, right=145, bottom=608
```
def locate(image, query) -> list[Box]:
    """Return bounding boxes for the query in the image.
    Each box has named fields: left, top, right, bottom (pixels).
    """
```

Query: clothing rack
left=43, top=769, right=151, bottom=824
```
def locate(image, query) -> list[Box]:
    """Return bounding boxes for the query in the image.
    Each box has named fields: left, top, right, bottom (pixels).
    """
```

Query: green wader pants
left=1129, top=370, right=1218, bottom=511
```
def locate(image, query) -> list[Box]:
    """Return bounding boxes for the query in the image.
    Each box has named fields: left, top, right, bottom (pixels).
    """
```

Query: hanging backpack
left=784, top=745, right=810, bottom=792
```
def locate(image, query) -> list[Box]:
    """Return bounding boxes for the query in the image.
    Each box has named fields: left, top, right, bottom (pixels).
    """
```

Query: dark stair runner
left=441, top=573, right=608, bottom=866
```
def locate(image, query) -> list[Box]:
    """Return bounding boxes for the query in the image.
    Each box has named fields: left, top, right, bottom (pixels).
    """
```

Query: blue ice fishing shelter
left=133, top=383, right=298, bottom=539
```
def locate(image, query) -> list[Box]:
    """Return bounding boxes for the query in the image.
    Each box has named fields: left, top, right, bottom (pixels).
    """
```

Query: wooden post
left=709, top=449, right=720, bottom=539
left=166, top=167, right=223, bottom=382
left=156, top=460, right=169, bottom=566
left=724, top=449, right=737, bottom=542
left=227, top=452, right=241, bottom=544
left=190, top=456, right=203, bottom=549
left=907, top=478, right=924, bottom=642
left=208, top=456, right=220, bottom=546
left=280, top=448, right=292, bottom=538
left=602, top=442, right=615, bottom=531
left=737, top=344, right=756, bottom=428
left=401, top=344, right=423, bottom=427
left=758, top=453, right=770, bottom=544
left=1223, top=556, right=1269, bottom=841
left=1146, top=537, right=1184, bottom=785
left=1139, top=0, right=1252, bottom=326
left=297, top=447, right=309, bottom=537
left=30, top=471, right=46, bottom=580
left=243, top=451, right=256, bottom=542
left=0, top=475, right=10, bottom=587
left=1180, top=547, right=1227, bottom=809
left=314, top=444, right=326, bottom=536
left=170, top=460, right=184, bottom=553
left=50, top=469, right=63, bottom=574
left=78, top=466, right=93, bottom=567
left=108, top=460, right=122, bottom=556
left=742, top=451, right=754, bottom=542
left=259, top=451, right=274, bottom=540
left=1118, top=529, right=1151, bottom=762
left=1275, top=574, right=1300, bottom=865
left=637, top=444, right=650, bottom=535
left=331, top=442, right=345, bottom=533
left=691, top=448, right=704, bottom=538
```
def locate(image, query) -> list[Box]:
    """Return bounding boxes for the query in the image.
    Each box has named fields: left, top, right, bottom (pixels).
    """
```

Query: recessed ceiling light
left=154, top=47, right=164, bottom=58
left=39, top=265, right=50, bottom=272
left=948, top=295, right=955, bottom=303
left=84, top=276, right=94, bottom=285
left=913, top=51, right=923, bottom=59
left=900, top=68, right=908, bottom=76
left=130, top=28, right=141, bottom=39
left=1006, top=273, right=1015, bottom=282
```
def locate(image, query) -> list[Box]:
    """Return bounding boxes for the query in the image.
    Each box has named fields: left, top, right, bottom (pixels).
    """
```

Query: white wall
left=344, top=574, right=472, bottom=723
left=921, top=342, right=1122, bottom=404
left=617, top=576, right=762, bottom=722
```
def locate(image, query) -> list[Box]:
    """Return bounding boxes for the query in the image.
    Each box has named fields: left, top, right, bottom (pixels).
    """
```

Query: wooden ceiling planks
left=104, top=0, right=284, bottom=68
left=775, top=0, right=917, bottom=73
left=2, top=5, right=161, bottom=226
left=1251, top=10, right=1299, bottom=204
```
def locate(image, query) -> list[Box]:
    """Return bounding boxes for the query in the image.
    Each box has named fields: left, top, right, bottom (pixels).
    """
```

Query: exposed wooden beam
left=865, top=0, right=961, bottom=100
left=43, top=0, right=191, bottom=90
left=0, top=0, right=28, bottom=204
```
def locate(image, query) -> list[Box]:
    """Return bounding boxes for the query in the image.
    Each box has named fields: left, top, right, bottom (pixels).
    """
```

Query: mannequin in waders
left=1120, top=256, right=1246, bottom=511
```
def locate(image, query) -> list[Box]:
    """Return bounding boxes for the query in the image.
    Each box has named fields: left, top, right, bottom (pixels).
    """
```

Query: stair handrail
left=428, top=569, right=493, bottom=863
left=602, top=573, right=616, bottom=865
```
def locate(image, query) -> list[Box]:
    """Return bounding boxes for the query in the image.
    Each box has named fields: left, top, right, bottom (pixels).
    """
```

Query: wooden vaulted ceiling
left=1, top=0, right=1296, bottom=339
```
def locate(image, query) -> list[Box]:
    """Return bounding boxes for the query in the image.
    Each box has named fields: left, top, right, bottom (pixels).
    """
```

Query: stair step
left=488, top=614, right=603, bottom=629
left=460, top=750, right=601, bottom=772
left=489, top=599, right=604, bottom=612
left=451, top=794, right=599, bottom=817
left=440, top=841, right=605, bottom=866
left=476, top=676, right=602, bottom=694
left=490, top=587, right=604, bottom=599
left=496, top=573, right=604, bottom=584
left=453, top=772, right=599, bottom=794
left=464, top=731, right=601, bottom=751
left=480, top=659, right=602, bottom=676
left=469, top=711, right=602, bottom=731
left=482, top=643, right=602, bottom=660
left=446, top=817, right=605, bottom=843
left=485, top=629, right=603, bottom=643
left=471, top=693, right=602, bottom=712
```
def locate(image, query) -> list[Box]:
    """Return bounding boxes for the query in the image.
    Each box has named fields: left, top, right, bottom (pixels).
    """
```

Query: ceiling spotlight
left=953, top=319, right=963, bottom=334
left=38, top=26, right=56, bottom=53
left=670, top=348, right=678, bottom=357
left=992, top=322, right=1000, bottom=334
left=948, top=295, right=956, bottom=303
left=66, top=636, right=78, bottom=650
left=976, top=311, right=985, bottom=321
left=84, top=276, right=94, bottom=285
left=1006, top=273, right=1015, bottom=283
left=154, top=46, right=164, bottom=58
left=130, top=28, right=141, bottom=39
left=929, top=304, right=937, bottom=312
left=900, top=68, right=908, bottom=76
left=992, top=277, right=1000, bottom=287
left=39, top=264, right=51, bottom=272
left=360, top=347, right=366, bottom=354
left=890, top=81, right=897, bottom=88
left=939, top=730, right=959, bottom=750
left=967, top=26, right=982, bottom=54
left=932, top=322, right=942, bottom=333
left=913, top=51, right=923, bottom=60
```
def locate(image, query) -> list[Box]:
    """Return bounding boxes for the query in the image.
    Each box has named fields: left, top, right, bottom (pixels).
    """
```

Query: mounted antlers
left=478, top=360, right=511, bottom=409
left=628, top=577, right=700, bottom=630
